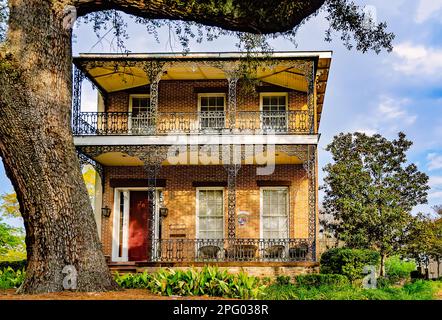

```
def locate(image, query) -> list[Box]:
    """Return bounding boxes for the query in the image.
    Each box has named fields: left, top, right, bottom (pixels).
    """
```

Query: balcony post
left=306, top=145, right=317, bottom=261
left=144, top=61, right=168, bottom=135
left=227, top=77, right=239, bottom=131
left=223, top=142, right=241, bottom=240
left=304, top=61, right=315, bottom=134
left=72, top=65, right=85, bottom=134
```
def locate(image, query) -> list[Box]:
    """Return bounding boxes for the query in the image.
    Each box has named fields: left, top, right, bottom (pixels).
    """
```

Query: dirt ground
left=1, top=288, right=441, bottom=300
left=0, top=289, right=231, bottom=300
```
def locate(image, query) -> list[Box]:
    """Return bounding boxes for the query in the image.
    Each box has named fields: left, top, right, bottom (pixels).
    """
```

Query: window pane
left=198, top=189, right=223, bottom=239
left=262, top=189, right=288, bottom=239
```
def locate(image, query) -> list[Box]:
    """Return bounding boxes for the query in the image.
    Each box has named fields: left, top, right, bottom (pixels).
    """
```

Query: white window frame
left=259, top=186, right=290, bottom=239
left=111, top=187, right=161, bottom=262
left=195, top=187, right=225, bottom=240
left=197, top=93, right=226, bottom=131
left=128, top=94, right=151, bottom=133
left=259, top=92, right=289, bottom=132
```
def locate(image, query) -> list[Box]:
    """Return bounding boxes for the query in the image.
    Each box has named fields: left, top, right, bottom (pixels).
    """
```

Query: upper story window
left=198, top=93, right=226, bottom=130
left=260, top=93, right=288, bottom=132
left=129, top=94, right=153, bottom=134
left=130, top=95, right=151, bottom=116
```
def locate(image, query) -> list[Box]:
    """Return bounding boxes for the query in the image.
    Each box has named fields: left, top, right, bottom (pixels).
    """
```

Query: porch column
left=226, top=163, right=240, bottom=239
left=72, top=65, right=85, bottom=134
left=223, top=142, right=241, bottom=240
left=144, top=61, right=168, bottom=135
left=306, top=145, right=317, bottom=261
left=304, top=61, right=315, bottom=134
left=227, top=77, right=239, bottom=131
left=222, top=62, right=239, bottom=132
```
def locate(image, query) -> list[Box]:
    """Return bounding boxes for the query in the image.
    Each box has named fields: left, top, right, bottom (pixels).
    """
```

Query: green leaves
left=322, top=132, right=430, bottom=260
left=0, top=267, right=25, bottom=289
left=116, top=266, right=264, bottom=299
left=320, top=248, right=380, bottom=282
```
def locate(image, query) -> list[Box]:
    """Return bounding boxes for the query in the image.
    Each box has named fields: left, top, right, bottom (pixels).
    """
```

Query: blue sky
left=1, top=0, right=442, bottom=227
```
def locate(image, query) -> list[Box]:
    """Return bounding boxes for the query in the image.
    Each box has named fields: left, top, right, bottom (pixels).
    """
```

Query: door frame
left=111, top=187, right=161, bottom=262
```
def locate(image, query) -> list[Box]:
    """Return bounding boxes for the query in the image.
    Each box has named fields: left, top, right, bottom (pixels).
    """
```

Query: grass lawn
left=262, top=280, right=442, bottom=300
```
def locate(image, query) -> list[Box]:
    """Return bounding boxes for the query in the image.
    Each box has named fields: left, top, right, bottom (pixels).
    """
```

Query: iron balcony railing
left=73, top=111, right=311, bottom=135
left=151, top=238, right=311, bottom=262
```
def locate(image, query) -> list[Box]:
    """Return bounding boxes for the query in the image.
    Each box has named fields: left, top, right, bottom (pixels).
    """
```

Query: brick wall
left=106, top=80, right=307, bottom=113
left=101, top=164, right=310, bottom=257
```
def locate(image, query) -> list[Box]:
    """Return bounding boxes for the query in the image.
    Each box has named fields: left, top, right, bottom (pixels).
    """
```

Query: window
left=261, top=188, right=289, bottom=239
left=261, top=94, right=288, bottom=132
left=197, top=189, right=224, bottom=239
left=198, top=94, right=226, bottom=130
left=130, top=95, right=153, bottom=133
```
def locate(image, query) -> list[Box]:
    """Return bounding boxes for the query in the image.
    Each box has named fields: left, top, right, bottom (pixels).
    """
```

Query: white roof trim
left=75, top=51, right=333, bottom=60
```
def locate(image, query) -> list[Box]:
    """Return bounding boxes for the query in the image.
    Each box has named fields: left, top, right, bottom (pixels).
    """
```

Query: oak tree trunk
left=0, top=1, right=118, bottom=293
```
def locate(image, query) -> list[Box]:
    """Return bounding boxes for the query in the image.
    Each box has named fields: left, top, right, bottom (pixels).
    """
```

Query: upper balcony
left=72, top=51, right=332, bottom=143
left=73, top=110, right=311, bottom=136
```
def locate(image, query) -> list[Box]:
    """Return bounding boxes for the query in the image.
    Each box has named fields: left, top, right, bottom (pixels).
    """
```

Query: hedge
left=0, top=260, right=27, bottom=271
left=294, top=274, right=349, bottom=287
left=320, top=248, right=380, bottom=281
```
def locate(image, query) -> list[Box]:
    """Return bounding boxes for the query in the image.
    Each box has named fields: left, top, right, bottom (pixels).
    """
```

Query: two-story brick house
left=73, top=51, right=332, bottom=275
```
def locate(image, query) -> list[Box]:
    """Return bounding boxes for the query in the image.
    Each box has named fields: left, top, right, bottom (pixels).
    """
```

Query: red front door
left=128, top=191, right=151, bottom=261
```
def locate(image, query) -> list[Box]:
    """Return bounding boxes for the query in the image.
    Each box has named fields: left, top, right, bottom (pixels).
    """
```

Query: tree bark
left=0, top=1, right=118, bottom=293
left=75, top=0, right=326, bottom=34
left=380, top=253, right=386, bottom=277
left=0, top=0, right=328, bottom=294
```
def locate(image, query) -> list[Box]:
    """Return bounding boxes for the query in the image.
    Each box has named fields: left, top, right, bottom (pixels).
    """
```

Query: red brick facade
left=100, top=164, right=310, bottom=258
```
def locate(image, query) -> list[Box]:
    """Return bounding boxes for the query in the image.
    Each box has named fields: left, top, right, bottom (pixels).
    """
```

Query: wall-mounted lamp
left=159, top=207, right=169, bottom=218
left=101, top=206, right=111, bottom=218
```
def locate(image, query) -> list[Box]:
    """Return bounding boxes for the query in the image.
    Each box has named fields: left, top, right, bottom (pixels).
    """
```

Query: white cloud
left=429, top=190, right=442, bottom=200
left=429, top=176, right=442, bottom=187
left=377, top=96, right=417, bottom=125
left=350, top=96, right=417, bottom=136
left=415, top=0, right=442, bottom=23
left=393, top=42, right=442, bottom=76
left=427, top=153, right=442, bottom=171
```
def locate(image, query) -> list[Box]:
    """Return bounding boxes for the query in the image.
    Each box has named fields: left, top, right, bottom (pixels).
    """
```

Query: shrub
left=114, top=271, right=152, bottom=289
left=320, top=248, right=380, bottom=281
left=275, top=275, right=291, bottom=285
left=385, top=256, right=416, bottom=283
left=376, top=276, right=392, bottom=289
left=117, top=266, right=265, bottom=299
left=0, top=260, right=27, bottom=271
left=294, top=274, right=349, bottom=288
left=0, top=267, right=25, bottom=289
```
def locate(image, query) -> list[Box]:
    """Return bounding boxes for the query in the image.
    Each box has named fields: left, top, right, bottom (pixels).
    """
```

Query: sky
left=1, top=0, right=442, bottom=227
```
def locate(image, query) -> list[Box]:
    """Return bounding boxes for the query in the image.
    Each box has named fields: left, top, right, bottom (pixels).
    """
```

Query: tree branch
left=74, top=0, right=326, bottom=34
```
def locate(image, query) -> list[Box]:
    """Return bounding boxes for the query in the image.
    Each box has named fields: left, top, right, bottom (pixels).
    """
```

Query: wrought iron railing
left=73, top=111, right=311, bottom=135
left=151, top=238, right=311, bottom=262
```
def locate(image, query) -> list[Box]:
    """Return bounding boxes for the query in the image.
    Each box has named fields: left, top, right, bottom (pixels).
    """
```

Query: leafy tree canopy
left=322, top=132, right=429, bottom=274
left=0, top=0, right=394, bottom=54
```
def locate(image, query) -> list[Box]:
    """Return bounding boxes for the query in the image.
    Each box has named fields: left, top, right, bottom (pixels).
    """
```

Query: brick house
left=72, top=51, right=332, bottom=275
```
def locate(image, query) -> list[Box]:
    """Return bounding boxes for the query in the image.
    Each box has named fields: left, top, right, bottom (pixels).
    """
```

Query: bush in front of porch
left=115, top=266, right=265, bottom=299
